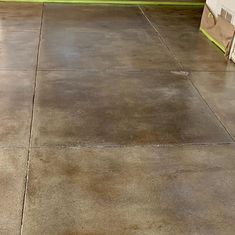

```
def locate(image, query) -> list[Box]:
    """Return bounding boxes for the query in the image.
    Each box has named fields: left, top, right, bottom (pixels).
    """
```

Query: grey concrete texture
left=23, top=145, right=235, bottom=235
left=0, top=148, right=27, bottom=235
left=191, top=72, right=235, bottom=139
left=0, top=3, right=42, bottom=31
left=32, top=70, right=231, bottom=146
left=0, top=71, right=34, bottom=147
left=0, top=3, right=234, bottom=235
left=0, top=3, right=42, bottom=70
left=142, top=6, right=235, bottom=71
left=39, top=5, right=179, bottom=71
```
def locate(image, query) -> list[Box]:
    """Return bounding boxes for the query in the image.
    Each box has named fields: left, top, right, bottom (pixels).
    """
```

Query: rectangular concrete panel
left=32, top=70, right=231, bottom=146
left=22, top=145, right=235, bottom=235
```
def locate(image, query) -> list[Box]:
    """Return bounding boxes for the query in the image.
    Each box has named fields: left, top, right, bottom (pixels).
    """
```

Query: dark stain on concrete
left=23, top=146, right=235, bottom=235
left=1, top=3, right=235, bottom=235
left=32, top=70, right=231, bottom=146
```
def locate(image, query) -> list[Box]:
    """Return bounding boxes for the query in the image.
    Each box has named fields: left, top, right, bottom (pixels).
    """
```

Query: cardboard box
left=200, top=0, right=235, bottom=60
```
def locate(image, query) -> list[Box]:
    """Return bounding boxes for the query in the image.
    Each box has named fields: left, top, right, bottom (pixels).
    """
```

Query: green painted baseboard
left=200, top=27, right=226, bottom=52
left=0, top=0, right=205, bottom=6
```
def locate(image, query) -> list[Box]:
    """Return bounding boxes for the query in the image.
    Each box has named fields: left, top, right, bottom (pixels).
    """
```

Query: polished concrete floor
left=1, top=3, right=235, bottom=235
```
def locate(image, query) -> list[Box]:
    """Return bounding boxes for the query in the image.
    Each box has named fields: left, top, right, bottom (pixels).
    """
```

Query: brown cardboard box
left=200, top=4, right=235, bottom=54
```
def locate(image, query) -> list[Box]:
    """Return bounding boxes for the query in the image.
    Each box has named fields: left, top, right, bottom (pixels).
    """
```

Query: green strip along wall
left=0, top=0, right=205, bottom=6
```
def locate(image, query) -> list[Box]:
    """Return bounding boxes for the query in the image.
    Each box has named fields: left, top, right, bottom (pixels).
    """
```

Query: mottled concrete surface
left=32, top=70, right=231, bottom=146
left=142, top=7, right=235, bottom=72
left=191, top=72, right=235, bottom=139
left=0, top=3, right=235, bottom=235
left=0, top=31, right=39, bottom=70
left=39, top=6, right=178, bottom=71
left=0, top=71, right=34, bottom=147
left=0, top=3, right=41, bottom=70
left=0, top=148, right=27, bottom=235
left=0, top=3, right=42, bottom=31
left=23, top=146, right=235, bottom=235
left=142, top=7, right=204, bottom=32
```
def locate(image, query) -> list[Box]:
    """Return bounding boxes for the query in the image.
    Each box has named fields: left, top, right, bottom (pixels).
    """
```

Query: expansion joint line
left=138, top=5, right=183, bottom=71
left=189, top=78, right=235, bottom=142
left=20, top=4, right=44, bottom=235
left=138, top=5, right=234, bottom=142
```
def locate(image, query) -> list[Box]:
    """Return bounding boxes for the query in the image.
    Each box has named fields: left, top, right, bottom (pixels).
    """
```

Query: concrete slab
left=32, top=70, right=231, bottom=146
left=42, top=5, right=148, bottom=32
left=0, top=148, right=27, bottom=235
left=141, top=7, right=235, bottom=71
left=161, top=31, right=235, bottom=71
left=39, top=5, right=178, bottom=71
left=0, top=4, right=234, bottom=235
left=142, top=7, right=203, bottom=32
left=0, top=31, right=39, bottom=70
left=0, top=71, right=34, bottom=147
left=191, top=72, right=235, bottom=139
left=0, top=3, right=42, bottom=31
left=22, top=145, right=235, bottom=235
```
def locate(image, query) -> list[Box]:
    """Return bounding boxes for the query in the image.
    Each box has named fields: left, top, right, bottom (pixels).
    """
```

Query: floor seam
left=29, top=142, right=235, bottom=150
left=26, top=68, right=235, bottom=72
left=189, top=77, right=235, bottom=142
left=0, top=142, right=233, bottom=150
left=19, top=4, right=44, bottom=235
left=138, top=5, right=183, bottom=71
left=138, top=5, right=235, bottom=143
